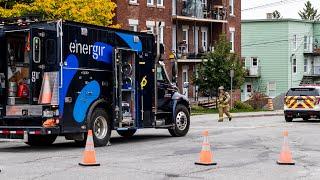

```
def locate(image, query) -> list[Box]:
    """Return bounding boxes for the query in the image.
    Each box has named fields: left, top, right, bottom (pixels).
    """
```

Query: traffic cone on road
left=79, top=130, right=100, bottom=166
left=38, top=73, right=52, bottom=104
left=195, top=130, right=217, bottom=166
left=277, top=130, right=295, bottom=165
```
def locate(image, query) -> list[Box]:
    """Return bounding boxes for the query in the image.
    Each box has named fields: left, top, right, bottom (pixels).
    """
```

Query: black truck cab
left=0, top=20, right=190, bottom=146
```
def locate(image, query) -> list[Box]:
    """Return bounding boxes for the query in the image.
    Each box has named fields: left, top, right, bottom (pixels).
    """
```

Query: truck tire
left=88, top=108, right=111, bottom=147
left=303, top=117, right=309, bottom=121
left=169, top=104, right=190, bottom=137
left=25, top=135, right=57, bottom=146
left=117, top=129, right=137, bottom=138
left=285, top=116, right=293, bottom=122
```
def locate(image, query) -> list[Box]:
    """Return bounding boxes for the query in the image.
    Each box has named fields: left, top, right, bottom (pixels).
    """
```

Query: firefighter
left=217, top=86, right=232, bottom=122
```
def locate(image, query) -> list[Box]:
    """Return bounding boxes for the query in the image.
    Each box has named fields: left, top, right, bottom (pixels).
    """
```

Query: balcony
left=245, top=66, right=261, bottom=78
left=175, top=42, right=213, bottom=62
left=303, top=44, right=320, bottom=56
left=172, top=0, right=227, bottom=23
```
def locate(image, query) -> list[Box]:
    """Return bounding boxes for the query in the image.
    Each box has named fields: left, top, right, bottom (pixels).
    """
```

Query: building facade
left=241, top=19, right=320, bottom=101
left=113, top=0, right=241, bottom=100
left=172, top=0, right=241, bottom=99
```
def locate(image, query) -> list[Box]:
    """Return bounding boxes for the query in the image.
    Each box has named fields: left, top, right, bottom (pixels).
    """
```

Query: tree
left=0, top=0, right=33, bottom=9
left=194, top=34, right=245, bottom=97
left=298, top=1, right=319, bottom=20
left=272, top=10, right=281, bottom=19
left=0, top=0, right=117, bottom=27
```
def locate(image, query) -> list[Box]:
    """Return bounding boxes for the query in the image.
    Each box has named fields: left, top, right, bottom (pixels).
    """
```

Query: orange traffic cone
left=195, top=130, right=217, bottom=166
left=79, top=130, right=100, bottom=166
left=277, top=130, right=295, bottom=165
left=39, top=73, right=52, bottom=104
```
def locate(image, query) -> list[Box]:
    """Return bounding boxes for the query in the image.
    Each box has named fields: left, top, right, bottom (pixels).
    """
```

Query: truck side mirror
left=172, top=61, right=178, bottom=84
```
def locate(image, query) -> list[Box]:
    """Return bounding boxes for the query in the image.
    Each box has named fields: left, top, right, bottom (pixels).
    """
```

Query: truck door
left=30, top=28, right=58, bottom=104
left=156, top=65, right=174, bottom=119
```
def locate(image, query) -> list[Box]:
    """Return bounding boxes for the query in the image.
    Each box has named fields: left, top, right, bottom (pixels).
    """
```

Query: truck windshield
left=286, top=88, right=320, bottom=96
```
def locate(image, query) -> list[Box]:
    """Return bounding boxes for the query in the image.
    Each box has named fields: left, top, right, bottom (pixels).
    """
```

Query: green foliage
left=298, top=1, right=319, bottom=20
left=272, top=10, right=281, bottom=19
left=194, top=34, right=245, bottom=96
left=234, top=101, right=254, bottom=111
left=0, top=0, right=118, bottom=27
left=0, top=0, right=33, bottom=9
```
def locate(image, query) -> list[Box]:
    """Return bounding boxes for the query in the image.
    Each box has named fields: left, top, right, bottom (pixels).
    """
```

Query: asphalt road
left=0, top=115, right=320, bottom=180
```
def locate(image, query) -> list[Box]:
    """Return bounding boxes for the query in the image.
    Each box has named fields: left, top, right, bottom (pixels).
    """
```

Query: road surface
left=0, top=115, right=320, bottom=180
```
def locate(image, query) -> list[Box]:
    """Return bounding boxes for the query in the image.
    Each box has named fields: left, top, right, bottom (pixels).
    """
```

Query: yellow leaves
left=0, top=0, right=118, bottom=27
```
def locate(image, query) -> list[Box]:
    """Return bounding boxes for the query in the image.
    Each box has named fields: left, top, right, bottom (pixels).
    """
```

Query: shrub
left=246, top=91, right=268, bottom=109
left=234, top=101, right=254, bottom=111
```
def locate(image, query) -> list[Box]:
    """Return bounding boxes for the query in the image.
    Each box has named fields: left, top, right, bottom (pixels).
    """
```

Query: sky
left=242, top=0, right=320, bottom=20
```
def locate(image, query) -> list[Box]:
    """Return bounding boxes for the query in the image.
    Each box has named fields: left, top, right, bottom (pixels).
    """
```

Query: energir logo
left=69, top=42, right=105, bottom=60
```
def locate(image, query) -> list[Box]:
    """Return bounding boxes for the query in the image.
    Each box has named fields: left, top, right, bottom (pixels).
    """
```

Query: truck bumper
left=284, top=110, right=320, bottom=118
left=0, top=126, right=60, bottom=142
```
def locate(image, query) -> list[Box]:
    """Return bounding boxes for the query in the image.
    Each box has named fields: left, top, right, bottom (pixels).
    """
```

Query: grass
left=191, top=105, right=267, bottom=116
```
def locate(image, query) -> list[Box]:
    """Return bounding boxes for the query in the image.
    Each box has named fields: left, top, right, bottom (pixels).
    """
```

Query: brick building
left=113, top=0, right=241, bottom=100
left=113, top=0, right=173, bottom=72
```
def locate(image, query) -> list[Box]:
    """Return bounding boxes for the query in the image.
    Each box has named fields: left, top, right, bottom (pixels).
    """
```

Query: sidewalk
left=192, top=110, right=283, bottom=118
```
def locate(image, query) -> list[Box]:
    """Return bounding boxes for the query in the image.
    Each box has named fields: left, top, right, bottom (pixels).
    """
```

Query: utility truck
left=0, top=19, right=190, bottom=146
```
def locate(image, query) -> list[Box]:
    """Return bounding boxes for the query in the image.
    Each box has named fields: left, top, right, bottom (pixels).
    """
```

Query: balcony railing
left=173, top=0, right=227, bottom=22
left=245, top=66, right=261, bottom=77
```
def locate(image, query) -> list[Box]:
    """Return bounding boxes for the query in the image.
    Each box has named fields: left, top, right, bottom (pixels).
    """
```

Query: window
left=157, top=0, right=163, bottom=6
left=129, top=0, right=137, bottom=4
left=252, top=57, right=258, bottom=66
left=128, top=19, right=138, bottom=32
left=293, top=35, right=297, bottom=50
left=201, top=28, right=208, bottom=52
left=230, top=30, right=235, bottom=52
left=147, top=0, right=153, bottom=6
left=201, top=0, right=207, bottom=7
left=182, top=28, right=188, bottom=52
left=304, top=58, right=308, bottom=73
left=304, top=36, right=309, bottom=50
left=129, top=25, right=138, bottom=32
left=268, top=82, right=276, bottom=97
left=146, top=21, right=155, bottom=34
left=156, top=66, right=169, bottom=83
left=292, top=58, right=297, bottom=74
left=146, top=26, right=154, bottom=34
left=229, top=0, right=234, bottom=15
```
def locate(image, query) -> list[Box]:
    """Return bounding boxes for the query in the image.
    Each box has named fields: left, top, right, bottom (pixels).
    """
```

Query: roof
left=242, top=18, right=320, bottom=24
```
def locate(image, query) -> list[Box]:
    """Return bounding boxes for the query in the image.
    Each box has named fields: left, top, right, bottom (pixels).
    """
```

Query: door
left=182, top=66, right=189, bottom=98
left=30, top=28, right=58, bottom=105
left=157, top=65, right=175, bottom=115
left=244, top=83, right=252, bottom=101
left=250, top=57, right=259, bottom=76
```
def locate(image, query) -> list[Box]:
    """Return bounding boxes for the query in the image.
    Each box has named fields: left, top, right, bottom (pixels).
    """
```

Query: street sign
left=230, top=70, right=234, bottom=78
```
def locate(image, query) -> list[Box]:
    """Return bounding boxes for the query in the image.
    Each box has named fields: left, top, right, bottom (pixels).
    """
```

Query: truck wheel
left=25, top=135, right=57, bottom=146
left=285, top=116, right=293, bottom=122
left=117, top=129, right=137, bottom=138
left=88, top=108, right=111, bottom=147
left=169, top=104, right=190, bottom=137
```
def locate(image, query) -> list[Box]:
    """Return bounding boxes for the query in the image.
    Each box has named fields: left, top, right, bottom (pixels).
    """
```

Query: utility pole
left=230, top=69, right=234, bottom=108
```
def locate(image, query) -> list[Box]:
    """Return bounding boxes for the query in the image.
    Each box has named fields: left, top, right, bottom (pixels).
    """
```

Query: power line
left=241, top=0, right=302, bottom=12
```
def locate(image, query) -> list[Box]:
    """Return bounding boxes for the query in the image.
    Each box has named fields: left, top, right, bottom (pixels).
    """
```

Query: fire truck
left=0, top=19, right=190, bottom=146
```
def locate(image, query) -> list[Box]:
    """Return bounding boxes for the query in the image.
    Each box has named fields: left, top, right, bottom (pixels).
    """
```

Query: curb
left=192, top=112, right=283, bottom=118
left=234, top=113, right=283, bottom=118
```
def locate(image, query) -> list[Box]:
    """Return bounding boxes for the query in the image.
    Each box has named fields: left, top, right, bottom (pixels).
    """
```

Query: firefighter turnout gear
left=217, top=91, right=232, bottom=122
